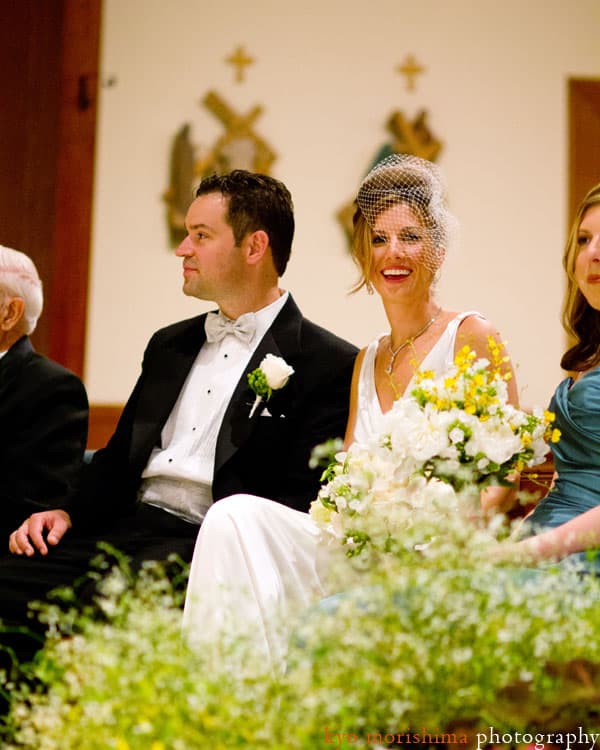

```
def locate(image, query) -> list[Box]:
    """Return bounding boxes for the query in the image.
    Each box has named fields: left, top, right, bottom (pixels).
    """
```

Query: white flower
left=259, top=353, right=294, bottom=389
left=309, top=498, right=331, bottom=525
left=449, top=427, right=465, bottom=444
left=309, top=345, right=552, bottom=562
left=465, top=420, right=522, bottom=465
left=247, top=354, right=294, bottom=417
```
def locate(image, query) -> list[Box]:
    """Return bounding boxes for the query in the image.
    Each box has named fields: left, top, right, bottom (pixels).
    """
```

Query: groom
left=1, top=170, right=358, bottom=634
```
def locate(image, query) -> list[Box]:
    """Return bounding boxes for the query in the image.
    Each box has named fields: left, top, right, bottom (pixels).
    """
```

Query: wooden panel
left=0, top=1, right=65, bottom=355
left=88, top=404, right=123, bottom=450
left=569, top=79, right=600, bottom=223
left=520, top=455, right=554, bottom=498
left=511, top=455, right=554, bottom=519
left=47, top=0, right=102, bottom=376
left=0, top=0, right=101, bottom=376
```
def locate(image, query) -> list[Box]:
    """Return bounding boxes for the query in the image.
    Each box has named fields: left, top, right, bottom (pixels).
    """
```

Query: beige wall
left=85, top=0, right=600, bottom=408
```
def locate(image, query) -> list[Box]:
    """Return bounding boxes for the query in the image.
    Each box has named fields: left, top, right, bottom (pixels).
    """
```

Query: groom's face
left=176, top=193, right=247, bottom=304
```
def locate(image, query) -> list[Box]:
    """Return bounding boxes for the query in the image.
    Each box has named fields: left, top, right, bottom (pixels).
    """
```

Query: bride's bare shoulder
left=455, top=312, right=498, bottom=339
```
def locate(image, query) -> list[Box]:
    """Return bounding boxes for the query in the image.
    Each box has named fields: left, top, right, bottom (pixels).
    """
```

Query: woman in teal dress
left=517, top=182, right=600, bottom=570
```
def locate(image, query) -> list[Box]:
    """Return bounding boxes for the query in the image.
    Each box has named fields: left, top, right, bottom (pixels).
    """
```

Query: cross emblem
left=396, top=54, right=425, bottom=92
left=225, top=45, right=255, bottom=83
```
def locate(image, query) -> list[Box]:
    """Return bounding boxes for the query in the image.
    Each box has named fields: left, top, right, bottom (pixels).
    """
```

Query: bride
left=181, top=154, right=518, bottom=662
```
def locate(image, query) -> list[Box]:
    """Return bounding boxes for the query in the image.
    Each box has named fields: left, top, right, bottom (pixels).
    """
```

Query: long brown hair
left=561, top=183, right=600, bottom=372
left=349, top=206, right=373, bottom=293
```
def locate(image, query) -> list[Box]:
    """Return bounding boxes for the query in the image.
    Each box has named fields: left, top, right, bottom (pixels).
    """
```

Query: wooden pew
left=511, top=454, right=555, bottom=519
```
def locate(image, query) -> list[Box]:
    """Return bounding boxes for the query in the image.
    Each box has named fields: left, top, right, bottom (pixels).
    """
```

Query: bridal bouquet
left=310, top=342, right=559, bottom=560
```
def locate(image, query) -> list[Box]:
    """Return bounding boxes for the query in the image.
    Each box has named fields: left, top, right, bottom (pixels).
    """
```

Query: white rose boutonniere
left=247, top=354, right=295, bottom=418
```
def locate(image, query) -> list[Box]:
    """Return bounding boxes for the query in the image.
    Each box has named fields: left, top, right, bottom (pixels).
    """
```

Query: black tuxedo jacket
left=68, top=296, right=357, bottom=526
left=0, top=336, right=88, bottom=538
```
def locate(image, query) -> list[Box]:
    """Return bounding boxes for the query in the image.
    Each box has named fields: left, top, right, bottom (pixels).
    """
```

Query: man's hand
left=9, top=510, right=72, bottom=556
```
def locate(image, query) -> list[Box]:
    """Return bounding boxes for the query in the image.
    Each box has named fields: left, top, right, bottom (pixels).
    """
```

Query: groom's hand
left=9, top=509, right=72, bottom=556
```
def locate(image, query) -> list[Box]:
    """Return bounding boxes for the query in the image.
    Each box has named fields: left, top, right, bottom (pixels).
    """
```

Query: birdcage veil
left=355, top=153, right=458, bottom=276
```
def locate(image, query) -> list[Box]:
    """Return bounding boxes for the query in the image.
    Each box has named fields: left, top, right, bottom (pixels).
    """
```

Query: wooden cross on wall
left=396, top=54, right=425, bottom=92
left=225, top=45, right=255, bottom=83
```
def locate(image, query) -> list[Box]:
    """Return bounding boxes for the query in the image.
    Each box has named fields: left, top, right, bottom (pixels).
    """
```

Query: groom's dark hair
left=196, top=170, right=295, bottom=277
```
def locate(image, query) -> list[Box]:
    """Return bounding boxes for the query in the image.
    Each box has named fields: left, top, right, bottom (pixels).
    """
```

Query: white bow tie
left=204, top=311, right=257, bottom=344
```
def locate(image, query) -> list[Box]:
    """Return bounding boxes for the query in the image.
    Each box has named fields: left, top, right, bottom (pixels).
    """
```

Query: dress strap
left=410, top=311, right=485, bottom=387
left=353, top=334, right=387, bottom=443
left=443, top=310, right=484, bottom=340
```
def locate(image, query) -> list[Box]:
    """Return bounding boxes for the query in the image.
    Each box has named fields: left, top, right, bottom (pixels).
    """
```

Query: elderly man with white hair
left=0, top=245, right=88, bottom=541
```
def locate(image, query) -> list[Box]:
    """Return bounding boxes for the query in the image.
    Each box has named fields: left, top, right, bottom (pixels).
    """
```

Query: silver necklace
left=385, top=310, right=442, bottom=376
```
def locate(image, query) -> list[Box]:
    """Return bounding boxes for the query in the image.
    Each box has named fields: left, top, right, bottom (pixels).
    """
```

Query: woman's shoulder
left=450, top=311, right=498, bottom=343
left=453, top=311, right=518, bottom=397
left=352, top=334, right=388, bottom=381
left=367, top=331, right=388, bottom=346
left=357, top=333, right=387, bottom=359
left=433, top=310, right=488, bottom=343
left=443, top=309, right=487, bottom=327
left=354, top=339, right=377, bottom=371
left=437, top=309, right=506, bottom=361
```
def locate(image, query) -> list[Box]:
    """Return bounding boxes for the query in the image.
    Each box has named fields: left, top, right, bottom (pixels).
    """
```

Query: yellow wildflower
left=415, top=369, right=435, bottom=383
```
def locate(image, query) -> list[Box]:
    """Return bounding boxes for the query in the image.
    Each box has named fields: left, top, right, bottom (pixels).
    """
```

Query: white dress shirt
left=139, top=292, right=289, bottom=521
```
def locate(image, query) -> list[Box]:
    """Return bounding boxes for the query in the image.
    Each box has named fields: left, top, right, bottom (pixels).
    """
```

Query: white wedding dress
left=182, top=312, right=480, bottom=664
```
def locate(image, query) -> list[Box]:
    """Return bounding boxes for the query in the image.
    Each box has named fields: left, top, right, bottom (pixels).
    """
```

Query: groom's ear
left=244, top=230, right=270, bottom=266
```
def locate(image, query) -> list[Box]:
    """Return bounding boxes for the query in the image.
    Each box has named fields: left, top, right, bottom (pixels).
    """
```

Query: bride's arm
left=343, top=349, right=367, bottom=450
left=480, top=478, right=520, bottom=515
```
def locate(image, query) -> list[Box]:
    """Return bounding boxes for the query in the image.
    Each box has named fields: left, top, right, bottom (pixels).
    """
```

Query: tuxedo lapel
left=130, top=317, right=208, bottom=461
left=214, top=297, right=301, bottom=474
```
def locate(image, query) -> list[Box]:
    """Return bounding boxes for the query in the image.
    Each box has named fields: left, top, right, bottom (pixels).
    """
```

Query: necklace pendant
left=386, top=310, right=441, bottom=380
left=385, top=354, right=396, bottom=376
